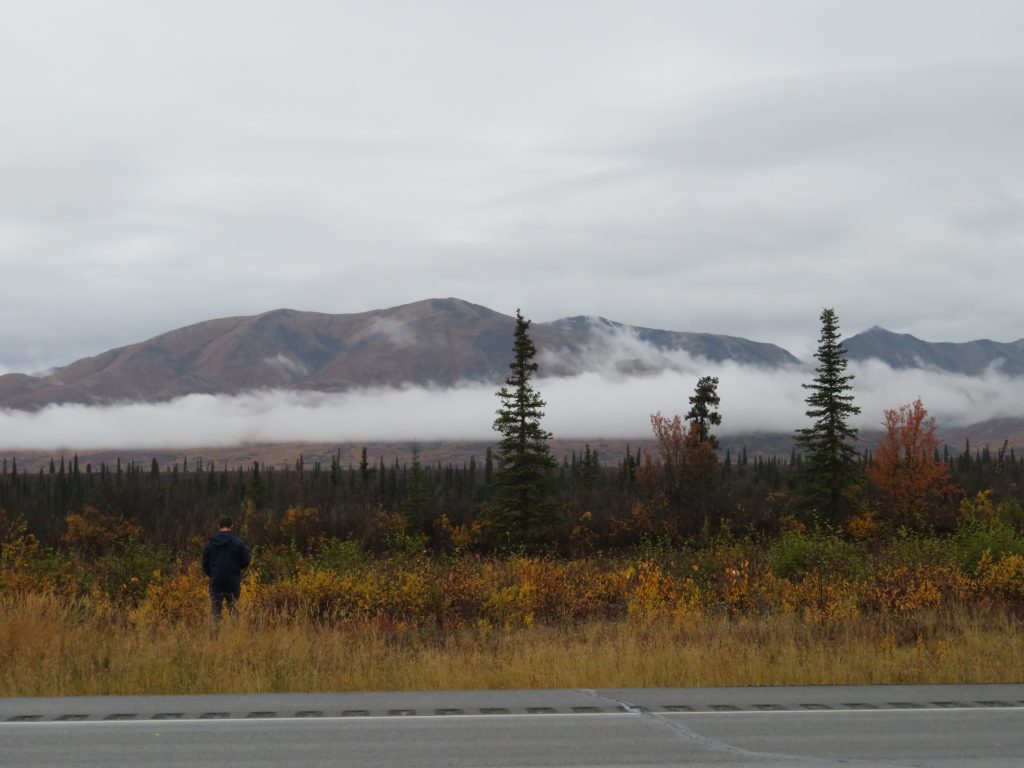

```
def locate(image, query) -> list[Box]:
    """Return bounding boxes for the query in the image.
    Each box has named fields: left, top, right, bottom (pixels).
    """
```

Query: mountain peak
left=0, top=299, right=799, bottom=409
left=854, top=325, right=914, bottom=340
left=845, top=327, right=1024, bottom=375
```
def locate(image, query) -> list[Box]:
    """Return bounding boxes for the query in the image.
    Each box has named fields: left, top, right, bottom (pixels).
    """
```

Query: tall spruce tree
left=686, top=375, right=722, bottom=447
left=488, top=309, right=559, bottom=551
left=795, top=307, right=862, bottom=521
left=405, top=442, right=428, bottom=529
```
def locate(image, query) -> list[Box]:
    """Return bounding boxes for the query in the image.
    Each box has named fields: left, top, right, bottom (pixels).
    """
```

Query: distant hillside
left=0, top=298, right=799, bottom=410
left=844, top=326, right=1024, bottom=375
left=8, top=416, right=1023, bottom=473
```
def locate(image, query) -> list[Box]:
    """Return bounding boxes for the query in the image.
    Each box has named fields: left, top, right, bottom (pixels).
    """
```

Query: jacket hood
left=209, top=531, right=236, bottom=547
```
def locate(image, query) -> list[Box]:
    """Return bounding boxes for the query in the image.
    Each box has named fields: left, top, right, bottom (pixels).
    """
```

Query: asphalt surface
left=1, top=684, right=1022, bottom=767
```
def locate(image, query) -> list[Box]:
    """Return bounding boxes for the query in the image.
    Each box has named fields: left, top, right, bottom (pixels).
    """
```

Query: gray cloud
left=1, top=1, right=1023, bottom=373
left=365, top=316, right=419, bottom=349
left=263, top=354, right=310, bottom=381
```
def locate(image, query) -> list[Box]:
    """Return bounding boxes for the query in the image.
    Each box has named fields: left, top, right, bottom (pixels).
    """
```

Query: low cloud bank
left=0, top=358, right=1022, bottom=450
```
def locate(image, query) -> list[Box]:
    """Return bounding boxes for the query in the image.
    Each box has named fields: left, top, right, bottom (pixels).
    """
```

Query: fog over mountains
left=0, top=298, right=801, bottom=410
left=1, top=298, right=1021, bottom=412
left=0, top=298, right=1021, bottom=451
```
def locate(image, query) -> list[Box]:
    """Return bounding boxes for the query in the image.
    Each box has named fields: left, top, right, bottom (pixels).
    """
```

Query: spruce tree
left=795, top=307, right=862, bottom=521
left=488, top=309, right=559, bottom=551
left=685, top=375, right=722, bottom=447
left=405, top=442, right=428, bottom=529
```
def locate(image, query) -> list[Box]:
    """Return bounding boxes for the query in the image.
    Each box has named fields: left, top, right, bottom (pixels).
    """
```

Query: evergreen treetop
left=488, top=309, right=559, bottom=551
left=795, top=307, right=863, bottom=521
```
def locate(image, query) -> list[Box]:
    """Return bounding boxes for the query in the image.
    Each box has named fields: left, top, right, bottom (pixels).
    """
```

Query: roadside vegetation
left=2, top=493, right=1022, bottom=696
left=1, top=308, right=1022, bottom=695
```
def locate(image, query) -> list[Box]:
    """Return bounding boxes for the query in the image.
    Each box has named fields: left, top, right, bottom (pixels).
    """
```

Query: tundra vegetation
left=1, top=308, right=1023, bottom=696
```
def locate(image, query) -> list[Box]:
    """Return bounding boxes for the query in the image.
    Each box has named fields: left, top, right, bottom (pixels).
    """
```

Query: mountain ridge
left=1, top=298, right=1020, bottom=411
left=0, top=298, right=799, bottom=410
left=843, top=326, right=1024, bottom=375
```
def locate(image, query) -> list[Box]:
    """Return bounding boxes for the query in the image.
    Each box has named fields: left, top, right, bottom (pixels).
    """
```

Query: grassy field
left=2, top=590, right=1021, bottom=697
left=3, top=514, right=1024, bottom=697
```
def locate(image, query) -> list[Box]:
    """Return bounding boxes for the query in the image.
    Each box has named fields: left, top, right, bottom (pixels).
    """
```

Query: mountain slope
left=0, top=298, right=799, bottom=410
left=844, top=326, right=1024, bottom=375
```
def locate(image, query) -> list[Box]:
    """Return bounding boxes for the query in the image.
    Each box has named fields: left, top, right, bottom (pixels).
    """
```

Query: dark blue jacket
left=202, top=531, right=251, bottom=593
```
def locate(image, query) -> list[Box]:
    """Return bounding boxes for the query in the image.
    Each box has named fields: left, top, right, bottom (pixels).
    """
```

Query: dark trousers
left=210, top=588, right=240, bottom=623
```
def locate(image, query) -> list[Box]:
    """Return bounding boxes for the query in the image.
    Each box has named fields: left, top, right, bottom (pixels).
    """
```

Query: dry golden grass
left=2, top=592, right=1020, bottom=697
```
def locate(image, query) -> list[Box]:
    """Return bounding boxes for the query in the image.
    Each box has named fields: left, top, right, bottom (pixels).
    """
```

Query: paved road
left=1, top=685, right=1022, bottom=767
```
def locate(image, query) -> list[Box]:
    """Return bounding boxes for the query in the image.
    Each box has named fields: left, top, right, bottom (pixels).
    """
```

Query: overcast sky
left=2, top=0, right=1023, bottom=375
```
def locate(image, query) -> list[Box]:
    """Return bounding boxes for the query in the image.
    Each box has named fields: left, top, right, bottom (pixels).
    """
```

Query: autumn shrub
left=312, top=537, right=367, bottom=574
left=845, top=507, right=882, bottom=541
left=356, top=509, right=409, bottom=551
left=439, top=556, right=651, bottom=627
left=768, top=528, right=868, bottom=581
left=431, top=513, right=484, bottom=554
left=62, top=506, right=142, bottom=560
left=505, top=557, right=575, bottom=623
left=94, top=540, right=173, bottom=606
left=609, top=501, right=668, bottom=547
left=997, top=498, right=1024, bottom=531
left=959, top=490, right=1000, bottom=526
left=949, top=519, right=1024, bottom=571
left=623, top=560, right=674, bottom=622
left=253, top=542, right=302, bottom=582
left=975, top=552, right=1024, bottom=600
left=780, top=573, right=863, bottom=627
left=880, top=532, right=955, bottom=568
left=369, top=557, right=437, bottom=622
left=0, top=515, right=42, bottom=584
left=13, top=520, right=1024, bottom=640
left=131, top=561, right=209, bottom=628
left=870, top=564, right=973, bottom=615
left=0, top=518, right=76, bottom=596
left=383, top=529, right=429, bottom=560
left=957, top=490, right=1024, bottom=532
left=279, top=506, right=322, bottom=552
left=257, top=568, right=358, bottom=623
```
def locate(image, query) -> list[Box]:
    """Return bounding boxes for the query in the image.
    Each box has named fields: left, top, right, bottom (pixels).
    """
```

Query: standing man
left=202, top=516, right=251, bottom=624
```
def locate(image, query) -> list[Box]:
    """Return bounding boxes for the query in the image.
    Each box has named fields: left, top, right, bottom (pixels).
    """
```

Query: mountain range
left=0, top=297, right=1020, bottom=411
left=843, top=326, right=1024, bottom=375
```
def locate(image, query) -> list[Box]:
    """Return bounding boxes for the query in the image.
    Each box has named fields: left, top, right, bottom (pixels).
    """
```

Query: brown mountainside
left=0, top=298, right=799, bottom=410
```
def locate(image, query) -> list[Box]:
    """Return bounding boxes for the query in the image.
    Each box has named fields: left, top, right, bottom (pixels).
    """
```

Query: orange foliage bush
left=867, top=400, right=960, bottom=529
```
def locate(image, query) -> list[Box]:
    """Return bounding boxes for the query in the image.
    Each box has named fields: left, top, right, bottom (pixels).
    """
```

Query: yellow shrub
left=131, top=563, right=208, bottom=628
left=626, top=561, right=675, bottom=622
left=976, top=552, right=1024, bottom=599
left=279, top=507, right=321, bottom=551
left=846, top=509, right=881, bottom=541
left=958, top=489, right=998, bottom=525
left=781, top=574, right=862, bottom=626
left=871, top=564, right=970, bottom=613
left=62, top=506, right=141, bottom=559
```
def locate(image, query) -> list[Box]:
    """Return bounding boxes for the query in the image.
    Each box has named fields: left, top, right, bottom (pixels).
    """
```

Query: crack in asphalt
left=578, top=690, right=919, bottom=768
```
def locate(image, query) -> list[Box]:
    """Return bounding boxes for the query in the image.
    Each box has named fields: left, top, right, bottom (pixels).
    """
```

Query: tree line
left=1, top=308, right=1022, bottom=555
